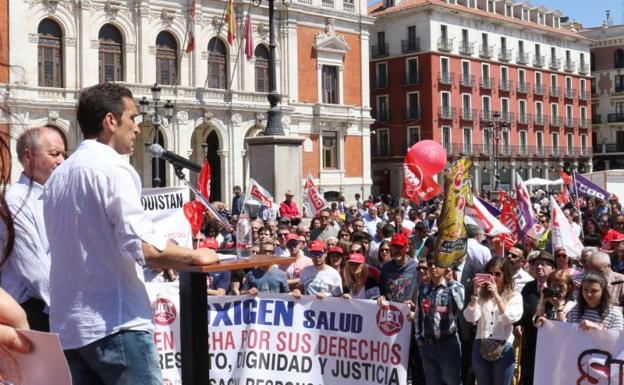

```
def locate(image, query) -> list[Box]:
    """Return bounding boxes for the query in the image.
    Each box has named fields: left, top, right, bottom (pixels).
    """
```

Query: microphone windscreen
left=147, top=143, right=165, bottom=158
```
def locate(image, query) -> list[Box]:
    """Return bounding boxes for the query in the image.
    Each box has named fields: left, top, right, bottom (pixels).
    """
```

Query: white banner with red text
left=141, top=187, right=192, bottom=248
left=146, top=283, right=410, bottom=385
left=535, top=319, right=624, bottom=385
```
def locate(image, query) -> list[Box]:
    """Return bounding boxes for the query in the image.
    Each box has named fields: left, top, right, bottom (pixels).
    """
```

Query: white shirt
left=463, top=291, right=524, bottom=344
left=512, top=268, right=533, bottom=293
left=363, top=214, right=382, bottom=236
left=466, top=238, right=492, bottom=271
left=43, top=140, right=167, bottom=349
left=300, top=265, right=343, bottom=296
left=2, top=174, right=51, bottom=308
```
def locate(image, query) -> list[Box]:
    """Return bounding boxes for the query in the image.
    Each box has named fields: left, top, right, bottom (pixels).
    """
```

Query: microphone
left=611, top=280, right=624, bottom=286
left=147, top=144, right=202, bottom=173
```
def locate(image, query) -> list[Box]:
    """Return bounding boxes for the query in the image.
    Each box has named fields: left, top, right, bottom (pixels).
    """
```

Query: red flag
left=197, top=159, right=211, bottom=201
left=401, top=162, right=442, bottom=203
left=185, top=0, right=196, bottom=53
left=559, top=169, right=573, bottom=186
left=244, top=14, right=254, bottom=60
left=225, top=0, right=236, bottom=45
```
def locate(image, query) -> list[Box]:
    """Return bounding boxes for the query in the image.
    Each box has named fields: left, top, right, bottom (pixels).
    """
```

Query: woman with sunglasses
left=463, top=257, right=523, bottom=385
left=342, top=253, right=380, bottom=300
left=374, top=240, right=392, bottom=269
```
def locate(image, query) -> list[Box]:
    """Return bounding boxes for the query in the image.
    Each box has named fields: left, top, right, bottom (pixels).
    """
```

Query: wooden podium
left=178, top=255, right=296, bottom=385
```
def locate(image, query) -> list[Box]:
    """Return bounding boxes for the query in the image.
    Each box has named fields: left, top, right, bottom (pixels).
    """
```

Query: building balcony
left=403, top=107, right=421, bottom=121
left=550, top=116, right=561, bottom=127
left=459, top=41, right=474, bottom=56
left=517, top=113, right=531, bottom=125
left=549, top=86, right=561, bottom=98
left=516, top=145, right=531, bottom=157
left=480, top=110, right=496, bottom=123
left=608, top=113, right=624, bottom=123
left=439, top=72, right=454, bottom=85
left=461, top=108, right=477, bottom=121
left=565, top=117, right=577, bottom=128
left=517, top=82, right=530, bottom=94
left=594, top=143, right=624, bottom=154
left=580, top=119, right=590, bottom=129
left=499, top=79, right=513, bottom=92
left=500, top=112, right=514, bottom=124
left=534, top=146, right=547, bottom=157
left=404, top=72, right=420, bottom=85
left=517, top=52, right=529, bottom=65
left=371, top=43, right=389, bottom=58
left=479, top=45, right=494, bottom=59
left=498, top=49, right=512, bottom=62
left=579, top=91, right=588, bottom=101
left=534, top=84, right=545, bottom=96
left=533, top=55, right=545, bottom=67
left=579, top=63, right=590, bottom=75
left=460, top=74, right=475, bottom=87
left=592, top=115, right=601, bottom=124
left=549, top=58, right=561, bottom=70
left=374, top=77, right=388, bottom=89
left=439, top=107, right=456, bottom=120
left=401, top=38, right=421, bottom=53
left=565, top=88, right=576, bottom=99
left=534, top=114, right=547, bottom=126
left=564, top=60, right=575, bottom=72
left=480, top=77, right=494, bottom=89
left=438, top=38, right=454, bottom=52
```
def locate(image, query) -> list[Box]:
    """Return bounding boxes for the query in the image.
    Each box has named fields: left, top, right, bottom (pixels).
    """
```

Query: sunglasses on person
left=380, top=248, right=391, bottom=253
left=278, top=233, right=289, bottom=238
left=309, top=251, right=324, bottom=258
left=287, top=240, right=300, bottom=248
left=506, top=252, right=522, bottom=259
left=555, top=253, right=567, bottom=259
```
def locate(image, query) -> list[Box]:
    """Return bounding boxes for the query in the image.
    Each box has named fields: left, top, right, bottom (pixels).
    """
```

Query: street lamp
left=139, top=83, right=174, bottom=187
left=485, top=111, right=509, bottom=191
left=251, top=0, right=289, bottom=135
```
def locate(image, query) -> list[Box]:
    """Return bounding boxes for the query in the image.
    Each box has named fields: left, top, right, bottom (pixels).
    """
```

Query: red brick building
left=369, top=0, right=592, bottom=195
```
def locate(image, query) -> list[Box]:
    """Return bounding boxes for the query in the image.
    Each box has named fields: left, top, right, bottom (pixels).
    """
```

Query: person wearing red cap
left=327, top=246, right=345, bottom=276
left=292, top=240, right=342, bottom=298
left=279, top=234, right=313, bottom=291
left=378, top=233, right=418, bottom=304
left=342, top=253, right=380, bottom=300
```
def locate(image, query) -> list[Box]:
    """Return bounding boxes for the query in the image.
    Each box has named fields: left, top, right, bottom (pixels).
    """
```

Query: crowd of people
left=1, top=82, right=624, bottom=385
left=178, top=187, right=624, bottom=385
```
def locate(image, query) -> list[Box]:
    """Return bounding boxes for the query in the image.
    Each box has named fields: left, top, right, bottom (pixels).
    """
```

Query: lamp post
left=252, top=0, right=288, bottom=135
left=485, top=111, right=509, bottom=191
left=139, top=83, right=174, bottom=187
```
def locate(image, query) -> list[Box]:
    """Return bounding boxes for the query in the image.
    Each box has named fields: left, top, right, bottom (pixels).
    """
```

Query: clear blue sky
left=366, top=0, right=624, bottom=28
left=538, top=0, right=624, bottom=28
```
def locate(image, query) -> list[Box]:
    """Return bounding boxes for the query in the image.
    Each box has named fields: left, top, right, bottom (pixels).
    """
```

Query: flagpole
left=570, top=167, right=584, bottom=239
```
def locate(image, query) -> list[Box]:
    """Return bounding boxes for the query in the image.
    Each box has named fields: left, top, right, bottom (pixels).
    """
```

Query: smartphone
left=475, top=273, right=494, bottom=285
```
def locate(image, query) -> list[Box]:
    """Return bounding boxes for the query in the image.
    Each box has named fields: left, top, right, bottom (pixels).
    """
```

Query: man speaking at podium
left=43, top=83, right=218, bottom=385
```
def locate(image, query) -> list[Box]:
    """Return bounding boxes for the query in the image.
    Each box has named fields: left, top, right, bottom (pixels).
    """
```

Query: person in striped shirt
left=565, top=272, right=624, bottom=330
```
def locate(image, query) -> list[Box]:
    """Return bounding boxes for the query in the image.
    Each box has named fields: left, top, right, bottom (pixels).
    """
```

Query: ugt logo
left=376, top=304, right=404, bottom=336
left=152, top=297, right=177, bottom=326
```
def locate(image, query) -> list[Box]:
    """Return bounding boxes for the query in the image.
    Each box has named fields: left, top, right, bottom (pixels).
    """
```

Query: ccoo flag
left=573, top=171, right=611, bottom=201
left=550, top=196, right=584, bottom=258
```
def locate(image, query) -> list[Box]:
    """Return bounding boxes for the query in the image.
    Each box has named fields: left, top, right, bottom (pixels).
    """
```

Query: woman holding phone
left=463, top=257, right=523, bottom=385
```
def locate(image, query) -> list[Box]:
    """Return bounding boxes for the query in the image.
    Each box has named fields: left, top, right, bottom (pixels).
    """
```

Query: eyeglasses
left=555, top=254, right=568, bottom=259
left=380, top=248, right=391, bottom=253
left=278, top=233, right=289, bottom=237
left=506, top=252, right=521, bottom=259
left=309, top=251, right=324, bottom=258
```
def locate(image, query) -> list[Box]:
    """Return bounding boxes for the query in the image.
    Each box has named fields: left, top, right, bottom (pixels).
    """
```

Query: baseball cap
left=309, top=240, right=326, bottom=252
left=390, top=233, right=408, bottom=247
left=348, top=253, right=366, bottom=263
left=328, top=246, right=344, bottom=255
left=286, top=233, right=300, bottom=242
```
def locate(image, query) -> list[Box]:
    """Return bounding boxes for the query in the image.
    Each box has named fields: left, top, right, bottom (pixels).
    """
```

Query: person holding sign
left=42, top=83, right=218, bottom=385
left=292, top=240, right=342, bottom=298
left=564, top=272, right=623, bottom=330
left=463, top=257, right=523, bottom=385
left=342, top=253, right=380, bottom=300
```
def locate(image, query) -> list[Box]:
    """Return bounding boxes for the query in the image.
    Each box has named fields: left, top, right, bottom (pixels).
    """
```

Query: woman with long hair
left=463, top=257, right=523, bottom=385
left=582, top=218, right=602, bottom=247
left=566, top=272, right=624, bottom=330
left=341, top=253, right=379, bottom=299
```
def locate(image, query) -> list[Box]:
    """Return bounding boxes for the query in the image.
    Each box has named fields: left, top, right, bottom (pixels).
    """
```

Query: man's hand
left=193, top=247, right=218, bottom=266
left=248, top=287, right=258, bottom=296
left=291, top=288, right=302, bottom=299
left=377, top=295, right=387, bottom=307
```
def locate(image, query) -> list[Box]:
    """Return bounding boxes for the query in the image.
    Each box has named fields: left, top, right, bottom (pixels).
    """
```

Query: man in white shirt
left=363, top=204, right=383, bottom=236
left=292, top=240, right=342, bottom=298
left=466, top=224, right=492, bottom=272
left=2, top=126, right=65, bottom=332
left=43, top=83, right=218, bottom=385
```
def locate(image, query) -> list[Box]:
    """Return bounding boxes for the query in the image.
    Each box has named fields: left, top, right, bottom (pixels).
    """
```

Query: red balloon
left=405, top=140, right=447, bottom=176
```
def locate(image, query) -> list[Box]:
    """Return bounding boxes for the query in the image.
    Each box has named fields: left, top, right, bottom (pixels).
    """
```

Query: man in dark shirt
left=231, top=185, right=243, bottom=215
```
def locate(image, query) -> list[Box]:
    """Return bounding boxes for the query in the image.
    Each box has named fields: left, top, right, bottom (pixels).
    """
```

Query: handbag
left=479, top=296, right=506, bottom=362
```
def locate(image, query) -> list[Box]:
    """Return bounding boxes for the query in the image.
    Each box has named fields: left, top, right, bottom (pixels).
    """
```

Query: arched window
left=156, top=31, right=178, bottom=85
left=38, top=19, right=63, bottom=88
left=615, top=49, right=624, bottom=69
left=98, top=24, right=124, bottom=83
left=207, top=38, right=227, bottom=89
left=254, top=45, right=269, bottom=92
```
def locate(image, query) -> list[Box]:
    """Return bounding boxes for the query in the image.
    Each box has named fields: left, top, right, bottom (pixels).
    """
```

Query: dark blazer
left=457, top=261, right=478, bottom=341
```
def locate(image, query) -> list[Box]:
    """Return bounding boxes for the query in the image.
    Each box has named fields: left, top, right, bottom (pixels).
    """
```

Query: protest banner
left=574, top=171, right=611, bottom=201
left=142, top=187, right=192, bottom=247
left=535, top=320, right=624, bottom=385
left=465, top=195, right=511, bottom=236
left=302, top=172, right=325, bottom=217
left=514, top=172, right=537, bottom=240
left=146, top=283, right=411, bottom=385
left=434, top=157, right=472, bottom=267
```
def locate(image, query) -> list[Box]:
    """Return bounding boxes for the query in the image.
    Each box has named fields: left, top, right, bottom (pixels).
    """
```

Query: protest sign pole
left=571, top=168, right=584, bottom=239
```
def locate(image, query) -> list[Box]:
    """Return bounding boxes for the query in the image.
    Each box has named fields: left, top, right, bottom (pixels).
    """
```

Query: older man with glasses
left=310, top=208, right=339, bottom=243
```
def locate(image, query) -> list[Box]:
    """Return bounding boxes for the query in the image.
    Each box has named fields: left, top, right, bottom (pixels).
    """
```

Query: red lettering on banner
left=276, top=332, right=312, bottom=353
left=306, top=188, right=324, bottom=211
left=241, top=330, right=270, bottom=350
left=209, top=331, right=236, bottom=351
left=153, top=331, right=175, bottom=352
left=250, top=185, right=272, bottom=207
left=316, top=335, right=401, bottom=365
left=577, top=349, right=621, bottom=385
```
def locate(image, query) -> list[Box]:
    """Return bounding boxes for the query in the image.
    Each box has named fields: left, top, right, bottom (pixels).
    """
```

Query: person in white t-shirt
left=292, top=240, right=342, bottom=298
